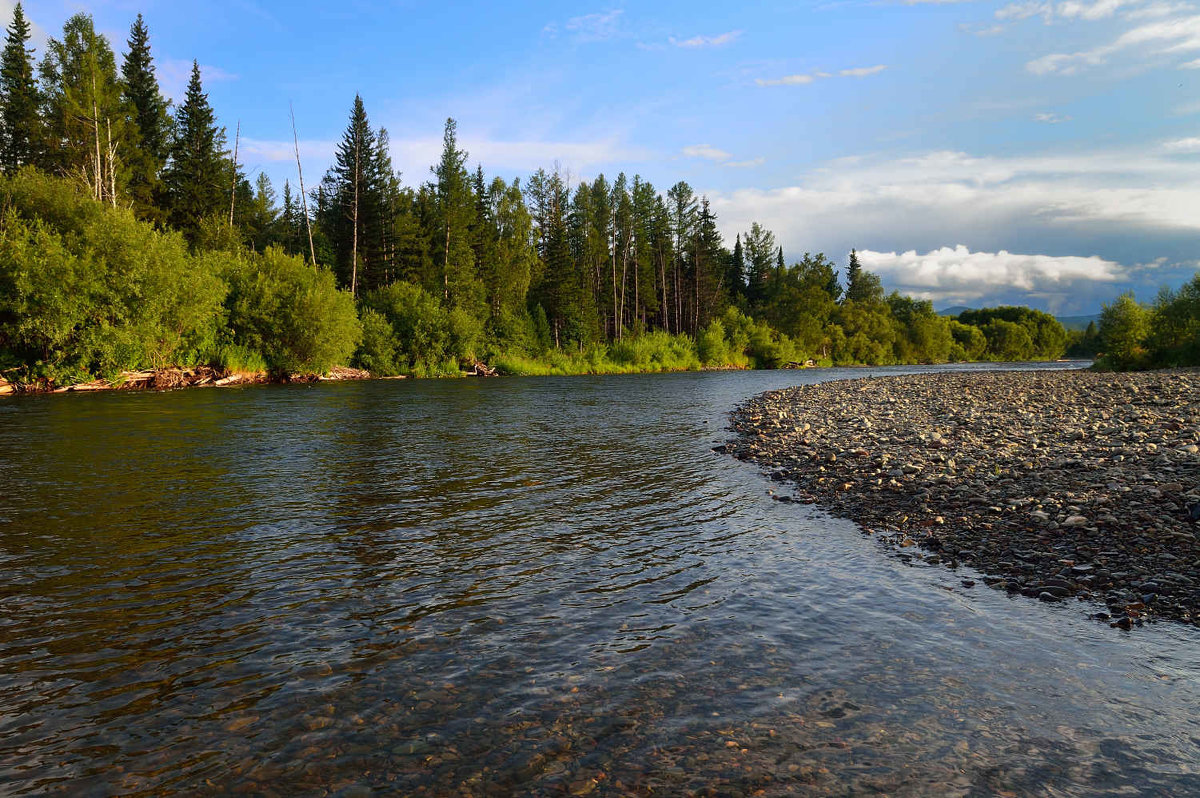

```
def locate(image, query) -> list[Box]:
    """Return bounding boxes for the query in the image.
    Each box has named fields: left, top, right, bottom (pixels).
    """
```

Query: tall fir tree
left=162, top=61, right=227, bottom=244
left=0, top=2, right=42, bottom=171
left=121, top=13, right=171, bottom=221
left=431, top=118, right=480, bottom=310
left=845, top=248, right=866, bottom=303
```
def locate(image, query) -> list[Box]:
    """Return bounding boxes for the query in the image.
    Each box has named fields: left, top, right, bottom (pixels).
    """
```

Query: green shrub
left=353, top=307, right=400, bottom=376
left=0, top=171, right=226, bottom=384
left=363, top=281, right=449, bottom=370
left=219, top=247, right=361, bottom=375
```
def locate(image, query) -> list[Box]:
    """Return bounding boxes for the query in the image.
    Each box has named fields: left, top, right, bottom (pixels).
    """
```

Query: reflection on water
left=2, top=364, right=1199, bottom=796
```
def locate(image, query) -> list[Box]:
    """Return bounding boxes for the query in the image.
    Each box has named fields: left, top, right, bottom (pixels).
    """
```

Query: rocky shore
left=725, top=369, right=1200, bottom=628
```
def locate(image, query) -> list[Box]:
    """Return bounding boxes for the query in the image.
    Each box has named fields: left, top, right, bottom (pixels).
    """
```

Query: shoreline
left=723, top=369, right=1200, bottom=628
left=0, top=364, right=376, bottom=397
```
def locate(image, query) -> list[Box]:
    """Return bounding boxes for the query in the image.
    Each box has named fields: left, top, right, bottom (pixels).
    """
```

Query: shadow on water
left=2, top=363, right=1199, bottom=795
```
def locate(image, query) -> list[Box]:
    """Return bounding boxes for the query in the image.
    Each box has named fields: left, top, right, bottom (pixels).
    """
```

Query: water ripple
left=2, top=365, right=1200, bottom=795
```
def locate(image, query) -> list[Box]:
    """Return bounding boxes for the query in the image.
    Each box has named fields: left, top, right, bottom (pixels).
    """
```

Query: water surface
left=2, top=364, right=1198, bottom=796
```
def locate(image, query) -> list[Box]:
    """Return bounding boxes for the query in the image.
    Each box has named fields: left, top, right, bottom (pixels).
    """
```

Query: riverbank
left=0, top=365, right=374, bottom=396
left=724, top=369, right=1200, bottom=627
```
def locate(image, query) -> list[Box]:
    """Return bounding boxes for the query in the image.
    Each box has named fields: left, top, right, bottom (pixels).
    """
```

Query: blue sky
left=15, top=0, right=1200, bottom=313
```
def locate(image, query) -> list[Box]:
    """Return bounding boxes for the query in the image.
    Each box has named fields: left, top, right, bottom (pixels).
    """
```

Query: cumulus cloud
left=1034, top=112, right=1072, bottom=122
left=704, top=144, right=1200, bottom=310
left=670, top=30, right=742, bottom=48
left=855, top=245, right=1124, bottom=307
left=756, top=65, right=887, bottom=86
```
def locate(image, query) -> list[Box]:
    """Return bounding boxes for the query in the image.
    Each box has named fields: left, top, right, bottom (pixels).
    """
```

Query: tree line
left=2, top=5, right=1120, bottom=385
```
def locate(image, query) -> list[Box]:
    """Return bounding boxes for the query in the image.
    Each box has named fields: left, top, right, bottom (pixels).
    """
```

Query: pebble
left=729, top=368, right=1200, bottom=628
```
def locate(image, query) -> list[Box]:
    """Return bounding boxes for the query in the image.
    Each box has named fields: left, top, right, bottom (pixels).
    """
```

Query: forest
left=4, top=5, right=1188, bottom=387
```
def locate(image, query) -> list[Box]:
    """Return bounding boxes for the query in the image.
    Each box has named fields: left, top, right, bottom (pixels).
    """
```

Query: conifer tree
left=121, top=14, right=171, bottom=220
left=162, top=61, right=227, bottom=244
left=730, top=233, right=745, bottom=304
left=432, top=118, right=479, bottom=310
left=0, top=2, right=41, bottom=171
left=845, top=248, right=865, bottom=303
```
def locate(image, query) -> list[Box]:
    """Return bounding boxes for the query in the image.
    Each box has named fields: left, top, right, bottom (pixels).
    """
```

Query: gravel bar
left=724, top=369, right=1200, bottom=628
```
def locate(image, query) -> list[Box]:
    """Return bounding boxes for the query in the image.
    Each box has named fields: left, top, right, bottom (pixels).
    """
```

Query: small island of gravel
left=725, top=369, right=1200, bottom=627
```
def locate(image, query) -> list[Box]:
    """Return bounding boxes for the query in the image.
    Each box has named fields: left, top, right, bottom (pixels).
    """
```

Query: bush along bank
left=724, top=369, right=1200, bottom=628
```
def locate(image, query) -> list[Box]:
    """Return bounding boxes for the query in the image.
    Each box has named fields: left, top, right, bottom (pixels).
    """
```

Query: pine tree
left=0, top=2, right=41, bottom=171
left=121, top=13, right=171, bottom=220
left=162, top=61, right=227, bottom=244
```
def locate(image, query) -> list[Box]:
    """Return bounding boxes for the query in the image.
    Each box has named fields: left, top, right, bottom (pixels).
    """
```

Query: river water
left=1, top=364, right=1198, bottom=796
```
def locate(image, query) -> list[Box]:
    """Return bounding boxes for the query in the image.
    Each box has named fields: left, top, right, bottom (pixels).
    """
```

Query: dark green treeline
left=2, top=7, right=1101, bottom=384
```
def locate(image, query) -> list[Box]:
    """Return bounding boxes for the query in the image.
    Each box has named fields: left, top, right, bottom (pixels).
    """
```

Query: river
left=1, top=363, right=1198, bottom=796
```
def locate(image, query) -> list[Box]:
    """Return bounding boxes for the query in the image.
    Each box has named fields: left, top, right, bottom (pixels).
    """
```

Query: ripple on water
left=1, top=364, right=1200, bottom=795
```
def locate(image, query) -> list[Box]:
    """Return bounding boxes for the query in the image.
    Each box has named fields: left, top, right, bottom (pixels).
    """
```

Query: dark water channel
left=2, top=364, right=1199, bottom=796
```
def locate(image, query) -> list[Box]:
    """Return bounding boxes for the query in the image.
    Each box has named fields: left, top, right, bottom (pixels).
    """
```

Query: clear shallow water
left=1, top=363, right=1198, bottom=797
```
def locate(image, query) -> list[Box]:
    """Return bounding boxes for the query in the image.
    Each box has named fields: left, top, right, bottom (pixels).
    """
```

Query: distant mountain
left=1055, top=314, right=1100, bottom=331
left=936, top=306, right=1099, bottom=331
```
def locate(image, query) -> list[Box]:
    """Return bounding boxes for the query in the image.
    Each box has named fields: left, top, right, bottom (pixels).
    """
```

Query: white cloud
left=683, top=144, right=733, bottom=161
left=546, top=9, right=624, bottom=42
left=1034, top=111, right=1072, bottom=122
left=159, top=59, right=239, bottom=101
left=704, top=144, right=1200, bottom=310
left=756, top=73, right=818, bottom=86
left=670, top=30, right=742, bottom=48
left=757, top=65, right=888, bottom=86
left=725, top=158, right=766, bottom=168
left=1179, top=56, right=1200, bottom=66
left=996, top=2, right=1053, bottom=21
left=1, top=0, right=47, bottom=46
left=1057, top=0, right=1132, bottom=20
left=1162, top=136, right=1200, bottom=150
left=1027, top=11, right=1200, bottom=74
left=840, top=65, right=888, bottom=77
left=855, top=245, right=1125, bottom=306
left=239, top=138, right=337, bottom=164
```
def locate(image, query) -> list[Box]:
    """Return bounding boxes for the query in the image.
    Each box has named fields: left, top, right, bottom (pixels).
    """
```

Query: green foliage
left=1146, top=273, right=1200, bottom=367
left=0, top=3, right=42, bottom=171
left=219, top=247, right=361, bottom=375
left=353, top=307, right=400, bottom=376
left=957, top=306, right=1066, bottom=360
left=948, top=320, right=988, bottom=361
left=163, top=62, right=227, bottom=244
left=980, top=319, right=1035, bottom=361
left=0, top=170, right=224, bottom=383
left=363, top=281, right=450, bottom=370
left=1097, top=292, right=1150, bottom=370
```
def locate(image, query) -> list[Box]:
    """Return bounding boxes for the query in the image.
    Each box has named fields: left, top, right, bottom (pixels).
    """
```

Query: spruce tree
left=163, top=61, right=227, bottom=244
left=121, top=14, right=171, bottom=219
left=730, top=233, right=745, bottom=303
left=845, top=248, right=864, bottom=303
left=432, top=118, right=479, bottom=310
left=0, top=2, right=41, bottom=171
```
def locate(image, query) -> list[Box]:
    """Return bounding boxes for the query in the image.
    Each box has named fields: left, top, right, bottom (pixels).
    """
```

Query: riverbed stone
left=728, top=368, right=1200, bottom=627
